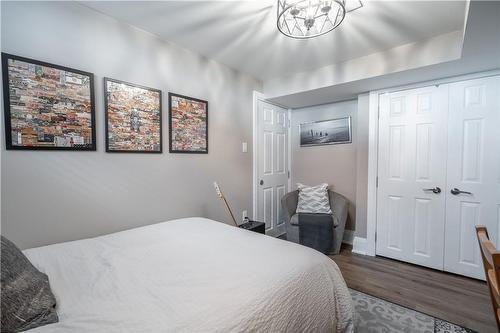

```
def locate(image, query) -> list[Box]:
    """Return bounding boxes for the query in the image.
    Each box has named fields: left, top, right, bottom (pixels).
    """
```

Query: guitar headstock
left=213, top=182, right=223, bottom=198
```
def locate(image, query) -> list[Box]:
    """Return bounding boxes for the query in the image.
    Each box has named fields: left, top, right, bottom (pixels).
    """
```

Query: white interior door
left=376, top=85, right=449, bottom=270
left=256, top=100, right=289, bottom=236
left=444, top=76, right=500, bottom=279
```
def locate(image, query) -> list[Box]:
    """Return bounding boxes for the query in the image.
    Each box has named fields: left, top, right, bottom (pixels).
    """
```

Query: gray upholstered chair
left=281, top=190, right=349, bottom=255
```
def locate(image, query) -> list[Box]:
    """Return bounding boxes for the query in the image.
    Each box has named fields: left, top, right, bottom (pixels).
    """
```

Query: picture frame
left=2, top=53, right=96, bottom=150
left=168, top=92, right=208, bottom=154
left=299, top=116, right=352, bottom=147
left=104, top=78, right=162, bottom=153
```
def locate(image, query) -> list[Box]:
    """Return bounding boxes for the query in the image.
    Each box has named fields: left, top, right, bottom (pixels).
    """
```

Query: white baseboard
left=352, top=236, right=374, bottom=256
left=342, top=229, right=354, bottom=245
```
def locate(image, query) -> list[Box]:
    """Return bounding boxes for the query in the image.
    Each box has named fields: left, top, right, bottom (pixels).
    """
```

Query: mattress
left=23, top=217, right=354, bottom=332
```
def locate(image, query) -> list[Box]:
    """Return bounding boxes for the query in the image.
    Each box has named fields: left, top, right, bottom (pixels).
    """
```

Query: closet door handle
left=423, top=187, right=441, bottom=194
left=450, top=188, right=472, bottom=195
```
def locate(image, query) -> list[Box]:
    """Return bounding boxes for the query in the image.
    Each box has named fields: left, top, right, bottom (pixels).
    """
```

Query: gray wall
left=290, top=100, right=358, bottom=232
left=290, top=96, right=371, bottom=237
left=354, top=94, right=369, bottom=238
left=1, top=1, right=261, bottom=249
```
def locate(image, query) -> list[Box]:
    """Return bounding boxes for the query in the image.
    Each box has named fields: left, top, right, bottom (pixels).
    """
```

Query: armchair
left=281, top=189, right=349, bottom=255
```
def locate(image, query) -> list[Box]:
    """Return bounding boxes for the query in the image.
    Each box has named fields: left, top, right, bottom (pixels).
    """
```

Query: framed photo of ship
left=169, top=93, right=208, bottom=154
left=2, top=53, right=96, bottom=150
left=104, top=78, right=162, bottom=153
left=299, top=116, right=352, bottom=147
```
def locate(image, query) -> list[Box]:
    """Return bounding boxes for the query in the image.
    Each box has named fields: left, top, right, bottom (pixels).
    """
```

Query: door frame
left=360, top=69, right=500, bottom=257
left=252, top=91, right=291, bottom=236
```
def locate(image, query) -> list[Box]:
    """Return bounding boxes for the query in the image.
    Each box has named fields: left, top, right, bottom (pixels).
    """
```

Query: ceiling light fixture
left=277, top=0, right=363, bottom=39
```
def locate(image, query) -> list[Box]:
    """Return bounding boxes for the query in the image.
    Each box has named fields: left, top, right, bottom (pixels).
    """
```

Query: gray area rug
left=350, top=289, right=476, bottom=333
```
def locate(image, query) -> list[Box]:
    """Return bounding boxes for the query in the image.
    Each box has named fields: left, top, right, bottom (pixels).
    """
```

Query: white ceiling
left=267, top=1, right=500, bottom=108
left=82, top=0, right=467, bottom=81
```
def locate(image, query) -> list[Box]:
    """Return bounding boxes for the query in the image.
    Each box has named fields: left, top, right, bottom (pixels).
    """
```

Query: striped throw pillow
left=296, top=183, right=332, bottom=214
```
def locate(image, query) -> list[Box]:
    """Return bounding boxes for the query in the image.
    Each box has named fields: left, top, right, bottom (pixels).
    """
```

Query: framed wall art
left=299, top=116, right=352, bottom=147
left=104, top=78, right=162, bottom=153
left=169, top=93, right=208, bottom=154
left=2, top=53, right=96, bottom=150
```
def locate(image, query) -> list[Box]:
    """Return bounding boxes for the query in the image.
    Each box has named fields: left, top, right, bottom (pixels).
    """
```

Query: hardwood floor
left=330, top=245, right=496, bottom=333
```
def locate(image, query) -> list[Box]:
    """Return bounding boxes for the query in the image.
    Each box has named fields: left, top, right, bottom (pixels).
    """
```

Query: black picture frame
left=299, top=116, right=352, bottom=147
left=2, top=53, right=96, bottom=151
left=104, top=78, right=162, bottom=154
left=168, top=92, right=208, bottom=154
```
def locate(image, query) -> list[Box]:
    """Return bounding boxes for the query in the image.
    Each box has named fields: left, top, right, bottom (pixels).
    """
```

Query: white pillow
left=296, top=183, right=332, bottom=214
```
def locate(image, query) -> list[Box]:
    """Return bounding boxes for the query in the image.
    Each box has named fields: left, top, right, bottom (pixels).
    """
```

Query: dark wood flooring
left=330, top=245, right=495, bottom=333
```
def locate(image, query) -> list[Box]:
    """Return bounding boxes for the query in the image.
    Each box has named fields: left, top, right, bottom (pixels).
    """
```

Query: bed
left=23, top=217, right=354, bottom=332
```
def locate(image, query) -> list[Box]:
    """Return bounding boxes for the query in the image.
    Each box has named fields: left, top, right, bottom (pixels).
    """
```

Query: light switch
left=242, top=142, right=248, bottom=153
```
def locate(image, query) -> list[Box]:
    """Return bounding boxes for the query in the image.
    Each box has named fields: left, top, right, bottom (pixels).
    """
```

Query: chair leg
left=331, top=225, right=345, bottom=255
left=330, top=237, right=342, bottom=255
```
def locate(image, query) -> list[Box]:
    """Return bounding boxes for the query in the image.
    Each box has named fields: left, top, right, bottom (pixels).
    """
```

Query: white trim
left=352, top=237, right=369, bottom=256
left=365, top=69, right=500, bottom=258
left=365, top=90, right=379, bottom=256
left=287, top=109, right=292, bottom=191
left=342, top=229, right=354, bottom=245
left=252, top=91, right=265, bottom=220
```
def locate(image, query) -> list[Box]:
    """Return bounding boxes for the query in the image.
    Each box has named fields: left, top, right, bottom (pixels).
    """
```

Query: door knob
left=450, top=188, right=472, bottom=195
left=423, top=187, right=441, bottom=194
left=259, top=180, right=264, bottom=185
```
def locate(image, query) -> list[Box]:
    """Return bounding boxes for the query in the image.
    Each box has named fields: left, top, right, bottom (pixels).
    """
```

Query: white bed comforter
left=24, top=217, right=354, bottom=333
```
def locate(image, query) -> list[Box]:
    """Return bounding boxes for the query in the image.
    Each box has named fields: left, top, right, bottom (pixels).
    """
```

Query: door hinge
left=375, top=231, right=377, bottom=242
left=376, top=176, right=379, bottom=188
left=287, top=171, right=290, bottom=179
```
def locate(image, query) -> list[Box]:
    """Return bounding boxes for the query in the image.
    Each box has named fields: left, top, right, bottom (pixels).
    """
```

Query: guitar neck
left=214, top=182, right=238, bottom=227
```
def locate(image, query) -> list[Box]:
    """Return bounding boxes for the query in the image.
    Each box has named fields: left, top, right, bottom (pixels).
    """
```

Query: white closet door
left=444, top=76, right=500, bottom=279
left=376, top=85, right=449, bottom=270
